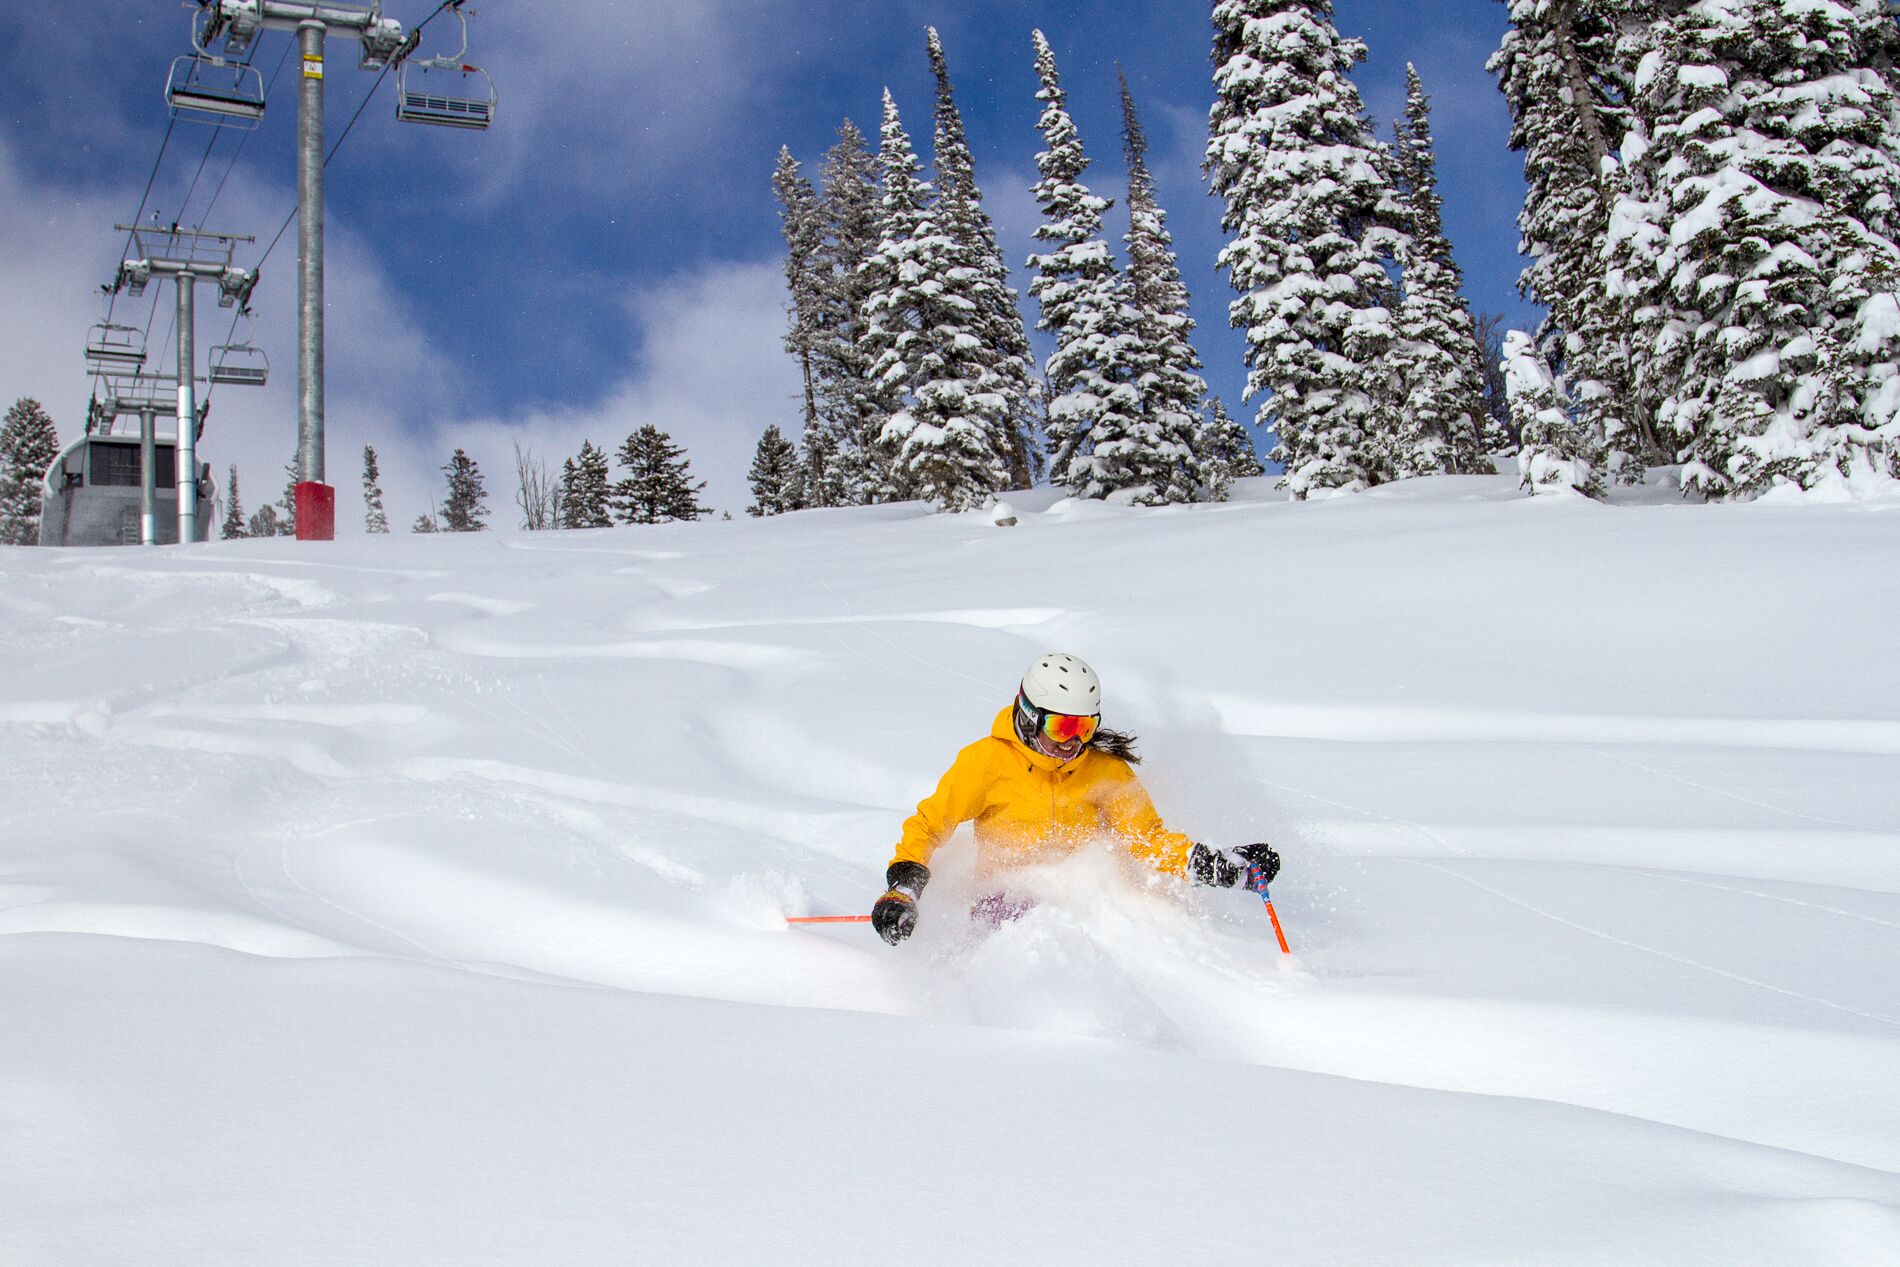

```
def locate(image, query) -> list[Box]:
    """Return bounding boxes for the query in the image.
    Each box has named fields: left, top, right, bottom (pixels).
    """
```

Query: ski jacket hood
left=890, top=708, right=1195, bottom=878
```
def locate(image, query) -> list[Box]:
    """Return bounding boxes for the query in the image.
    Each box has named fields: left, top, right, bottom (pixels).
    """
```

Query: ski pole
left=786, top=914, right=873, bottom=925
left=1259, top=886, right=1291, bottom=956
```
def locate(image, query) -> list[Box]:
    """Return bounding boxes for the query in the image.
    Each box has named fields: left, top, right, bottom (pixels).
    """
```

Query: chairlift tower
left=182, top=0, right=493, bottom=541
left=109, top=223, right=259, bottom=546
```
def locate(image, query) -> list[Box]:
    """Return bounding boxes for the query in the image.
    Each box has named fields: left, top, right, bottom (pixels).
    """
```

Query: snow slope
left=2, top=477, right=1898, bottom=1264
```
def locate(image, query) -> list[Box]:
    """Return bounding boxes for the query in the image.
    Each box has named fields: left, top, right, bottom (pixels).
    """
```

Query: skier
left=871, top=652, right=1280, bottom=945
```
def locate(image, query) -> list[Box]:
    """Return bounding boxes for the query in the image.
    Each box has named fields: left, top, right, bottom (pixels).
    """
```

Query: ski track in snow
left=4, top=481, right=1900, bottom=1259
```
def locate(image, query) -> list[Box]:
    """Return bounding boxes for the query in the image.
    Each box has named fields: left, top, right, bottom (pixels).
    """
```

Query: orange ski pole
left=1256, top=884, right=1291, bottom=955
left=786, top=914, right=873, bottom=925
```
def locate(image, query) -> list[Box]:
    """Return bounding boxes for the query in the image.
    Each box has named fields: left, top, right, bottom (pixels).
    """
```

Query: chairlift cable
left=199, top=38, right=295, bottom=228
left=177, top=130, right=222, bottom=231
left=104, top=115, right=177, bottom=327
left=255, top=0, right=456, bottom=270
left=178, top=39, right=263, bottom=229
left=212, top=0, right=461, bottom=411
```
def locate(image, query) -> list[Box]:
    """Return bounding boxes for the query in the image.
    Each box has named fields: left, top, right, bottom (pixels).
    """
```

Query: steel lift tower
left=174, top=1, right=493, bottom=540
left=109, top=224, right=259, bottom=544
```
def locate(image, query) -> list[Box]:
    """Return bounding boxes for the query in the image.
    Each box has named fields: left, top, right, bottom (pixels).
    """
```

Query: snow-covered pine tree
left=276, top=462, right=298, bottom=536
left=557, top=456, right=580, bottom=528
left=861, top=90, right=1013, bottom=511
left=0, top=397, right=59, bottom=545
left=1203, top=397, right=1265, bottom=498
left=1473, top=311, right=1515, bottom=451
left=927, top=28, right=1041, bottom=490
left=812, top=119, right=895, bottom=506
left=1387, top=64, right=1489, bottom=479
left=1028, top=32, right=1170, bottom=503
left=856, top=91, right=932, bottom=506
left=772, top=148, right=827, bottom=476
left=1491, top=0, right=1652, bottom=480
left=558, top=440, right=614, bottom=529
left=247, top=503, right=283, bottom=537
left=441, top=449, right=488, bottom=532
left=221, top=465, right=247, bottom=539
left=1506, top=330, right=1604, bottom=496
left=1205, top=0, right=1410, bottom=499
left=1606, top=0, right=1900, bottom=497
left=1120, top=69, right=1214, bottom=500
left=747, top=425, right=805, bottom=517
left=361, top=445, right=389, bottom=533
left=613, top=425, right=710, bottom=524
left=411, top=511, right=439, bottom=533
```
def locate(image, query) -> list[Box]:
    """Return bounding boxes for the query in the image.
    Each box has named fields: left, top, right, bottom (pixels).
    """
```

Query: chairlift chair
left=395, top=7, right=495, bottom=130
left=85, top=322, right=147, bottom=368
left=208, top=341, right=268, bottom=387
left=396, top=59, right=496, bottom=130
left=166, top=54, right=265, bottom=128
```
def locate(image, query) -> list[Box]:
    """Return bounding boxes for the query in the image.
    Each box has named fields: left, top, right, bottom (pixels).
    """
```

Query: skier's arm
left=890, top=741, right=994, bottom=871
left=1103, top=770, right=1198, bottom=877
left=1105, top=765, right=1281, bottom=888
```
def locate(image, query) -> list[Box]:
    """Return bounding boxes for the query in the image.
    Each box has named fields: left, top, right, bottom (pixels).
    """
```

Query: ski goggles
left=1018, top=693, right=1099, bottom=745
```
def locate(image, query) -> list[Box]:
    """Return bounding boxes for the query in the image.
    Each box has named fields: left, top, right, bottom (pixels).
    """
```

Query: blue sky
left=0, top=0, right=1538, bottom=523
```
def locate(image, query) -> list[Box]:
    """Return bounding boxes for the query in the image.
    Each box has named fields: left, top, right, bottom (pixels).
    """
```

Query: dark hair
left=1089, top=726, right=1141, bottom=765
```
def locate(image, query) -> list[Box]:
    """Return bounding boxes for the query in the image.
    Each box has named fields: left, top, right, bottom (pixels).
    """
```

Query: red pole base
left=294, top=482, right=336, bottom=541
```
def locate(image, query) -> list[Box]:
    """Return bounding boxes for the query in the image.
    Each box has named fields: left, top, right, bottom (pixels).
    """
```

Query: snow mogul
left=871, top=652, right=1280, bottom=945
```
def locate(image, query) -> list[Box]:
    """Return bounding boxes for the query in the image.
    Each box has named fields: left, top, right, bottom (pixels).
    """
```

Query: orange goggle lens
left=1040, top=711, right=1099, bottom=744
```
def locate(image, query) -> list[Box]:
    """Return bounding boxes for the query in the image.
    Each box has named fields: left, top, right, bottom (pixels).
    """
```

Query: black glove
left=1189, top=842, right=1281, bottom=890
left=872, top=861, right=930, bottom=945
left=1233, top=842, right=1280, bottom=893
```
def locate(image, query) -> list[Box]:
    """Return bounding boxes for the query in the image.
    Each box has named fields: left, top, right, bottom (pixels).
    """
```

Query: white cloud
left=0, top=132, right=796, bottom=536
left=414, top=0, right=820, bottom=205
left=430, top=259, right=799, bottom=525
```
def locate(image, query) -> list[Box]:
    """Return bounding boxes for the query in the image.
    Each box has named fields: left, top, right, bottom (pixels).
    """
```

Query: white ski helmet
left=1020, top=652, right=1102, bottom=716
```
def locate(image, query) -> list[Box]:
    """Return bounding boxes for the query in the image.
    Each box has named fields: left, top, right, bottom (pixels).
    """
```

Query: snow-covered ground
left=3, top=476, right=1898, bottom=1264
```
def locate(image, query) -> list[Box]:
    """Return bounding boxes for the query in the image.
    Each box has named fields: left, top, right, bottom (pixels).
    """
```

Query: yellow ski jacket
left=890, top=707, right=1196, bottom=878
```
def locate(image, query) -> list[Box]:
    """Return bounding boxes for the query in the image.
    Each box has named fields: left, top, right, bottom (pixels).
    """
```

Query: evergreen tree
left=1027, top=32, right=1162, bottom=502
left=1206, top=0, right=1411, bottom=498
left=411, top=511, right=439, bottom=533
left=1388, top=64, right=1489, bottom=479
left=221, top=464, right=247, bottom=539
left=927, top=28, right=1041, bottom=490
left=440, top=449, right=488, bottom=532
left=1203, top=397, right=1265, bottom=498
left=858, top=90, right=932, bottom=508
left=558, top=440, right=614, bottom=529
left=361, top=445, right=389, bottom=533
left=813, top=118, right=897, bottom=506
left=613, top=425, right=710, bottom=524
left=1491, top=0, right=1652, bottom=480
left=1473, top=311, right=1515, bottom=451
left=247, top=503, right=284, bottom=537
left=862, top=90, right=1013, bottom=511
left=276, top=462, right=298, bottom=536
left=1120, top=69, right=1214, bottom=497
left=0, top=397, right=59, bottom=545
left=747, top=425, right=805, bottom=517
left=772, top=147, right=827, bottom=473
left=1605, top=0, right=1900, bottom=497
left=558, top=456, right=581, bottom=529
left=1506, top=330, right=1603, bottom=496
